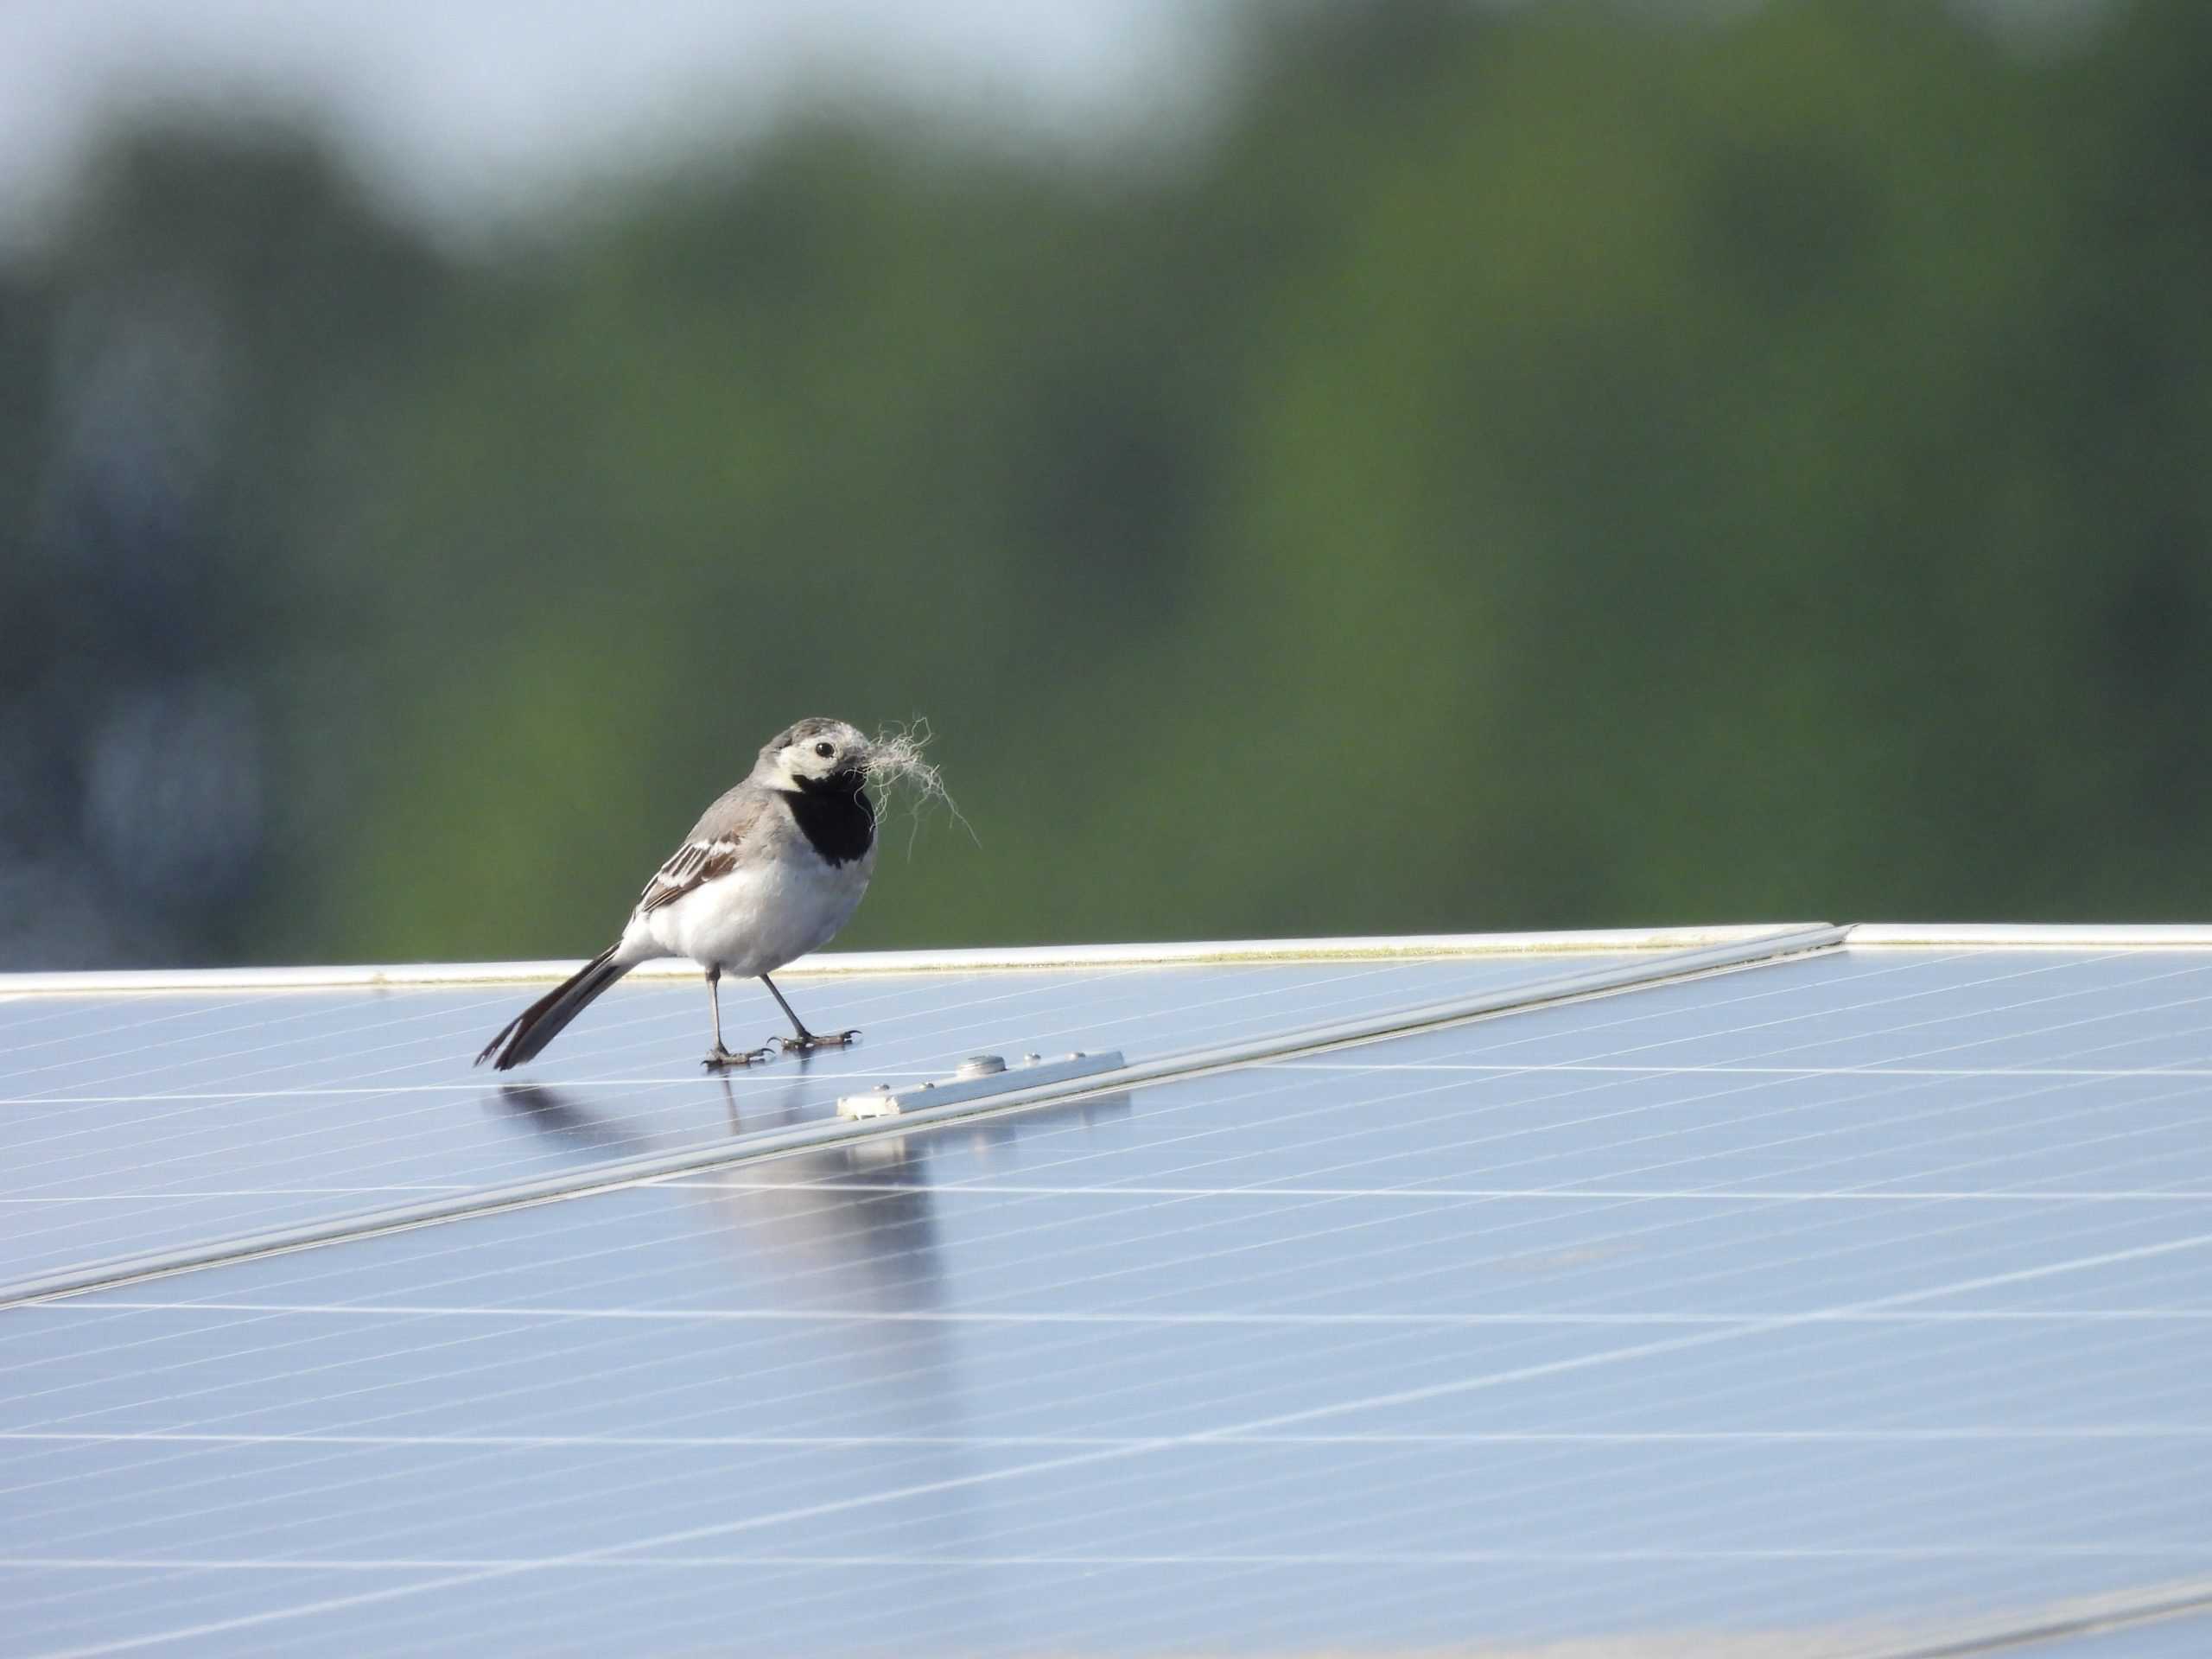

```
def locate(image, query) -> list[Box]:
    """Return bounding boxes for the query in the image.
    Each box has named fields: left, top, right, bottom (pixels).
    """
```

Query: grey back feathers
left=633, top=788, right=769, bottom=917
left=688, top=782, right=773, bottom=847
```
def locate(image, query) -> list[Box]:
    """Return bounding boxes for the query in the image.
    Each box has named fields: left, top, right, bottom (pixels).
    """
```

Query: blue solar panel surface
left=3, top=942, right=2212, bottom=1656
left=0, top=951, right=1630, bottom=1287
left=2046, top=1621, right=2212, bottom=1657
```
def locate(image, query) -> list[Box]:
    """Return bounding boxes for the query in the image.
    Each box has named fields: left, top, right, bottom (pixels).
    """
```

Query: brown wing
left=635, top=836, right=744, bottom=916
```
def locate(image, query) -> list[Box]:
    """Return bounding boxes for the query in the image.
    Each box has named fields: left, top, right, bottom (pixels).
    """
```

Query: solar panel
left=0, top=950, right=1653, bottom=1289
left=2050, top=1619, right=2212, bottom=1658
left=4, top=934, right=2211, bottom=1656
left=0, top=931, right=1822, bottom=1299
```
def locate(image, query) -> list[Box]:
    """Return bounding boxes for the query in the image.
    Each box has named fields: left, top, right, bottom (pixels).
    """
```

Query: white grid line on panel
left=0, top=969, right=1124, bottom=1189
left=0, top=1309, right=2088, bottom=1557
left=2, top=957, right=1599, bottom=1168
left=13, top=942, right=1831, bottom=1203
left=357, top=1554, right=2212, bottom=1659
left=0, top=995, right=314, bottom=1066
left=10, top=1548, right=2209, bottom=1572
left=0, top=996, right=113, bottom=1034
left=13, top=1057, right=2194, bottom=1424
left=0, top=1077, right=944, bottom=1104
left=22, top=1217, right=2212, bottom=1658
left=14, top=952, right=1514, bottom=1115
left=13, top=1318, right=2194, bottom=1601
left=13, top=1426, right=2212, bottom=1448
left=645, top=1065, right=2202, bottom=1336
left=0, top=957, right=1440, bottom=1191
left=26, top=1057, right=1760, bottom=1336
left=0, top=963, right=1116, bottom=1116
left=1280, top=1063, right=2212, bottom=1077
left=194, top=946, right=1973, bottom=1282
left=46, top=1302, right=2212, bottom=1327
left=663, top=1179, right=2212, bottom=1202
left=1441, top=947, right=2212, bottom=1073
left=1478, top=951, right=2212, bottom=1077
left=0, top=960, right=1420, bottom=1283
left=9, top=1362, right=2202, bottom=1654
left=562, top=1407, right=2202, bottom=1659
left=4, top=1119, right=2194, bottom=1530
left=0, top=987, right=517, bottom=1091
left=69, top=1176, right=2194, bottom=1486
left=0, top=937, right=1838, bottom=1300
left=13, top=986, right=2194, bottom=1380
left=814, top=1433, right=2158, bottom=1574
left=18, top=1179, right=2212, bottom=1205
left=0, top=1188, right=480, bottom=1203
left=1281, top=1338, right=2193, bottom=1553
left=285, top=1433, right=2185, bottom=1659
left=0, top=938, right=1840, bottom=1336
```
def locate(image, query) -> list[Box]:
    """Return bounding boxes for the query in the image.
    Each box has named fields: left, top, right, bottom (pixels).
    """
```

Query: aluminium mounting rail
left=0, top=923, right=1846, bottom=1308
left=0, top=924, right=1820, bottom=995
left=6, top=922, right=2209, bottom=999
left=1840, top=1573, right=2212, bottom=1659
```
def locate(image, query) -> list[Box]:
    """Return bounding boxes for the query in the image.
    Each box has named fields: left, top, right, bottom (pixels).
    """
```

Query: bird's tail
left=475, top=946, right=631, bottom=1071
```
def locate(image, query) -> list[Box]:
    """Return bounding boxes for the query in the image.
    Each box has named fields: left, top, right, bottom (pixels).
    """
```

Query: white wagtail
left=476, top=717, right=880, bottom=1071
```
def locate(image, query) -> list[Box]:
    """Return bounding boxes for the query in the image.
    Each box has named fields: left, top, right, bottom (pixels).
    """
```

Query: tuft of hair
left=861, top=717, right=975, bottom=852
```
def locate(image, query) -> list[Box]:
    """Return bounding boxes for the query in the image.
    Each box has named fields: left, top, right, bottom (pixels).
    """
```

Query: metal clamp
left=838, top=1050, right=1125, bottom=1119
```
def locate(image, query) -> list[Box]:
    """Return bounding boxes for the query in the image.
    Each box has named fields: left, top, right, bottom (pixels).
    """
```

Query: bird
left=475, top=716, right=880, bottom=1071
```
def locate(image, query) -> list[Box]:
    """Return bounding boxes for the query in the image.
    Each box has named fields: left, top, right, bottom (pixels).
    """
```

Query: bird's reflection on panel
left=482, top=1083, right=648, bottom=1154
left=700, top=1085, right=1132, bottom=1643
left=699, top=1080, right=1135, bottom=1328
left=479, top=1077, right=1131, bottom=1647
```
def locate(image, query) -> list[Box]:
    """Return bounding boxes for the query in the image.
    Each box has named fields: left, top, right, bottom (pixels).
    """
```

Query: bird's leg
left=702, top=967, right=772, bottom=1069
left=761, top=972, right=859, bottom=1054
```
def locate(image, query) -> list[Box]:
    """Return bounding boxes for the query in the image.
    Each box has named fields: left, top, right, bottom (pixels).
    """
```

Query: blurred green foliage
left=5, top=0, right=2211, bottom=969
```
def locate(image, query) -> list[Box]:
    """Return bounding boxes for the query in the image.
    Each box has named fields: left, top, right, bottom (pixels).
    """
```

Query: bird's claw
left=772, top=1028, right=861, bottom=1057
left=703, top=1044, right=775, bottom=1071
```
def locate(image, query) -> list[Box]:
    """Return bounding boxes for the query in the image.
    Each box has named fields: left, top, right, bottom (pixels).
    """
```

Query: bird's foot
left=703, top=1043, right=776, bottom=1071
left=772, top=1028, right=861, bottom=1057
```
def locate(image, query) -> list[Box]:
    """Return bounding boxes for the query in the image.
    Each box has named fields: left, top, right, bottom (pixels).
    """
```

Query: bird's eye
left=813, top=741, right=836, bottom=759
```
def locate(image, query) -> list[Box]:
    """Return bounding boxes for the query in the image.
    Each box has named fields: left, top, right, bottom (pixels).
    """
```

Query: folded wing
left=636, top=836, right=744, bottom=916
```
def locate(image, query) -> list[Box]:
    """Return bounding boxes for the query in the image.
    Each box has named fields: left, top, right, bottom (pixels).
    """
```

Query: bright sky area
left=0, top=0, right=1217, bottom=249
left=0, top=0, right=2112, bottom=251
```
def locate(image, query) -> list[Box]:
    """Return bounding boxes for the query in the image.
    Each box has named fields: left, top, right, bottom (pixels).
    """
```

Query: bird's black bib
left=781, top=773, right=875, bottom=867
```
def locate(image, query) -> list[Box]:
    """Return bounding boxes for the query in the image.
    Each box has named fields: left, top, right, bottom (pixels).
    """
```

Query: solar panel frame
left=0, top=924, right=1816, bottom=995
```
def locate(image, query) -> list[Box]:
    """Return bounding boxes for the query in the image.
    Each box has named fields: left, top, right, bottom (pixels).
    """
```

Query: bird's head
left=757, top=717, right=871, bottom=795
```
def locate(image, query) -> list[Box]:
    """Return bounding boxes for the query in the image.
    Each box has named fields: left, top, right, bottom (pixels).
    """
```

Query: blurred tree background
left=3, top=0, right=2209, bottom=969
